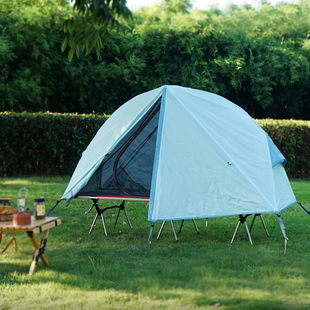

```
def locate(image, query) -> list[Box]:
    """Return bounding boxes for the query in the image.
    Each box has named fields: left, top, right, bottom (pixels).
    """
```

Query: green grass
left=0, top=177, right=310, bottom=309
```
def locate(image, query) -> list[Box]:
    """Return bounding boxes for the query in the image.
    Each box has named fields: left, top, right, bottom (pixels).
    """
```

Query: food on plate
left=0, top=206, right=18, bottom=215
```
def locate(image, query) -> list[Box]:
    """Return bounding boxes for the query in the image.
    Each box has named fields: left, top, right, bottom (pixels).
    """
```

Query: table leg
left=1, top=233, right=17, bottom=255
left=13, top=233, right=17, bottom=253
left=28, top=230, right=50, bottom=276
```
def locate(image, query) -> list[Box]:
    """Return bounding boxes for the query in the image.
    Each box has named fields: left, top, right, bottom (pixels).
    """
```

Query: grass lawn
left=0, top=177, right=310, bottom=309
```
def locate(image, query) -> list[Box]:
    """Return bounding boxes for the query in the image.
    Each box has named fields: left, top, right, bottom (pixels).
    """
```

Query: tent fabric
left=61, top=87, right=162, bottom=200
left=77, top=98, right=161, bottom=198
left=60, top=85, right=296, bottom=222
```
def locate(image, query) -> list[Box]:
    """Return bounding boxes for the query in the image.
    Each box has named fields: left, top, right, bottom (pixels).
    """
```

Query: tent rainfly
left=52, top=85, right=297, bottom=235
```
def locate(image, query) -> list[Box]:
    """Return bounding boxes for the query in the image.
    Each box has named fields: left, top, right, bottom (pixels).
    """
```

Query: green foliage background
left=0, top=112, right=309, bottom=178
left=0, top=112, right=106, bottom=175
left=1, top=0, right=310, bottom=118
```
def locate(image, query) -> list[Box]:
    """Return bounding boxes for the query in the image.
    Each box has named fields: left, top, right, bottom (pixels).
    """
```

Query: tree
left=160, top=0, right=192, bottom=14
left=62, top=0, right=132, bottom=61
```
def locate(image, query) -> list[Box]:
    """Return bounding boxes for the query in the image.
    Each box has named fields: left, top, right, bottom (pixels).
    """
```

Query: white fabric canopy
left=148, top=86, right=295, bottom=221
left=60, top=85, right=296, bottom=221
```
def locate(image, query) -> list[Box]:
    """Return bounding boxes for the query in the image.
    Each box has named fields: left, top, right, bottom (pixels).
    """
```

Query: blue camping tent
left=58, top=85, right=296, bottom=222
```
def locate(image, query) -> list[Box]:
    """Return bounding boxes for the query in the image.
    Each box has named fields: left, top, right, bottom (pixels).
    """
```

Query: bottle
left=33, top=197, right=46, bottom=220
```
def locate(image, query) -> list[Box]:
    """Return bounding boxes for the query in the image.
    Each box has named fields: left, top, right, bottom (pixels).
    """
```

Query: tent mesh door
left=77, top=98, right=161, bottom=198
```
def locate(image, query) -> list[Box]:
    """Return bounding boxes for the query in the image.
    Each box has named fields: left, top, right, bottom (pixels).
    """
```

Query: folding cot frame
left=230, top=213, right=289, bottom=253
left=78, top=195, right=200, bottom=241
left=79, top=196, right=144, bottom=236
left=77, top=195, right=289, bottom=250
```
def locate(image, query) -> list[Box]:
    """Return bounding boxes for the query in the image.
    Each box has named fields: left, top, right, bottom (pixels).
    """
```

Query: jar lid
left=35, top=197, right=45, bottom=202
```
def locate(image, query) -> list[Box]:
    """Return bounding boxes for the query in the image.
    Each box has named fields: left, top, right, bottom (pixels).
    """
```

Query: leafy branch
left=61, top=0, right=132, bottom=61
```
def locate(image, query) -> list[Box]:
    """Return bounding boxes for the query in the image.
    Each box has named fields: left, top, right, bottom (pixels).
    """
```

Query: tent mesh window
left=78, top=98, right=161, bottom=198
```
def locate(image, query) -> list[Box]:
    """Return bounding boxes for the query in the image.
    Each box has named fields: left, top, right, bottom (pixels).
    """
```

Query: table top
left=0, top=216, right=61, bottom=234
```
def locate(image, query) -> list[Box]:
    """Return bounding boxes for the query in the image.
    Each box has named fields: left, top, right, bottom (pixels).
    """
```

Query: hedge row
left=0, top=113, right=309, bottom=178
left=257, top=119, right=310, bottom=179
left=0, top=112, right=106, bottom=176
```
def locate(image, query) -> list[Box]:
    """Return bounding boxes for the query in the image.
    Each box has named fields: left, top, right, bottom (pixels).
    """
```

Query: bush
left=1, top=113, right=309, bottom=178
left=2, top=1, right=310, bottom=119
left=0, top=112, right=106, bottom=175
left=257, top=119, right=310, bottom=178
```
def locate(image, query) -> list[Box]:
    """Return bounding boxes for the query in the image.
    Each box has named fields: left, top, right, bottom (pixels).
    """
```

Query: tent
left=53, top=85, right=296, bottom=230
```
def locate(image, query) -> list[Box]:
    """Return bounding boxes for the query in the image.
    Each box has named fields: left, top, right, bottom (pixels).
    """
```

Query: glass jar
left=33, top=197, right=46, bottom=220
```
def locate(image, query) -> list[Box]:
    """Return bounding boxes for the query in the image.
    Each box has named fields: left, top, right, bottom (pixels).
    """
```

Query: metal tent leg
left=124, top=208, right=133, bottom=229
left=89, top=212, right=99, bottom=234
left=260, top=215, right=269, bottom=237
left=244, top=221, right=253, bottom=245
left=114, top=208, right=121, bottom=227
left=171, top=221, right=178, bottom=242
left=231, top=221, right=241, bottom=244
left=159, top=219, right=200, bottom=241
left=85, top=202, right=95, bottom=215
left=87, top=199, right=108, bottom=237
left=156, top=221, right=178, bottom=242
left=86, top=200, right=133, bottom=237
left=249, top=214, right=269, bottom=237
left=156, top=221, right=166, bottom=241
left=100, top=213, right=108, bottom=237
left=178, top=220, right=184, bottom=234
left=178, top=219, right=200, bottom=235
left=192, top=219, right=200, bottom=235
left=249, top=215, right=256, bottom=232
left=231, top=215, right=253, bottom=245
left=114, top=201, right=132, bottom=229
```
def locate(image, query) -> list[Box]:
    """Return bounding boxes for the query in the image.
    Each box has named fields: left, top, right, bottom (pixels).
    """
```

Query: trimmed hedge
left=0, top=112, right=106, bottom=176
left=257, top=119, right=310, bottom=179
left=0, top=113, right=309, bottom=178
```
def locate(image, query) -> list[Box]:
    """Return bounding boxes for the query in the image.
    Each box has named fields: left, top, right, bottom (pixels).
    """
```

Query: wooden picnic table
left=0, top=216, right=61, bottom=275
